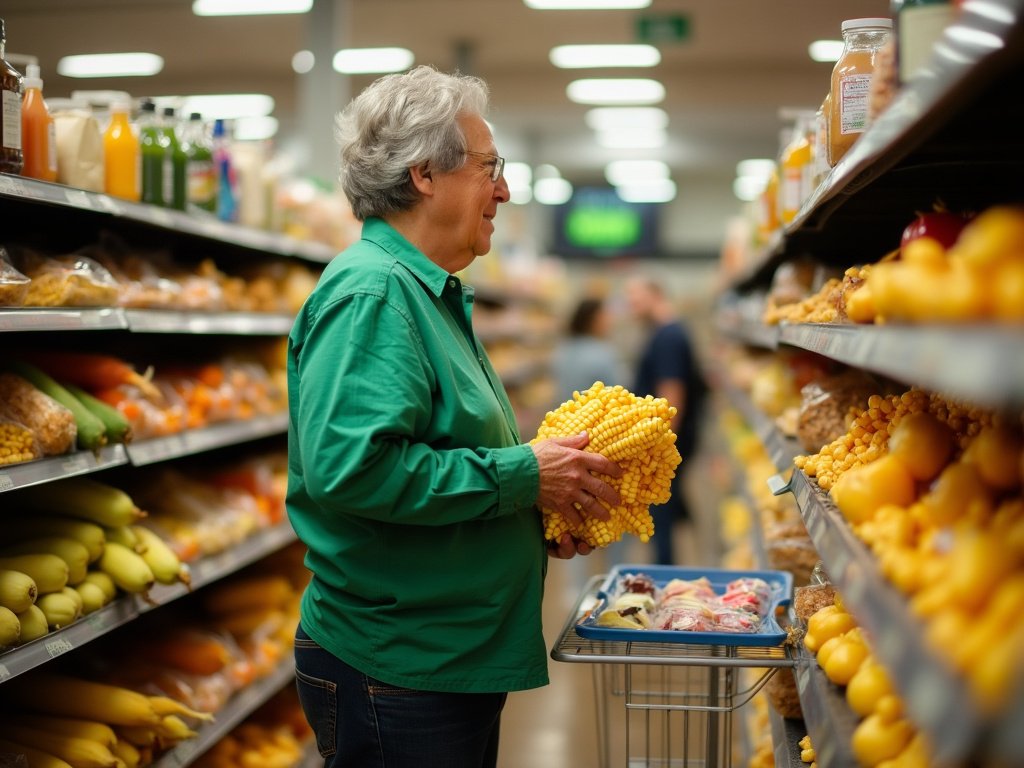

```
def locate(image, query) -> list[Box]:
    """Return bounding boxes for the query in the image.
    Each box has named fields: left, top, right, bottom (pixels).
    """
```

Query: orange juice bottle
left=779, top=110, right=814, bottom=224
left=104, top=99, right=140, bottom=201
left=829, top=18, right=892, bottom=166
left=20, top=64, right=57, bottom=182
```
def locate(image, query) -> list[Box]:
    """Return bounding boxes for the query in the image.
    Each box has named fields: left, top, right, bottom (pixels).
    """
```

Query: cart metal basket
left=552, top=575, right=795, bottom=768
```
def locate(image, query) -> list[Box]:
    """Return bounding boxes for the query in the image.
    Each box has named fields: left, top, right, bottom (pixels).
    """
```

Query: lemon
left=887, top=412, right=955, bottom=481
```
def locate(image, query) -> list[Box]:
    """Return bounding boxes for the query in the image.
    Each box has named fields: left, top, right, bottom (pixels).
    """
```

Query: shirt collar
left=361, top=217, right=452, bottom=298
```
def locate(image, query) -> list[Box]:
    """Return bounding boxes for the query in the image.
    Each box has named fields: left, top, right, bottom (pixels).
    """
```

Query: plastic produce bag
left=0, top=372, right=77, bottom=455
left=15, top=248, right=120, bottom=307
left=52, top=108, right=104, bottom=191
left=0, top=417, right=42, bottom=466
left=0, top=247, right=30, bottom=307
left=797, top=369, right=881, bottom=452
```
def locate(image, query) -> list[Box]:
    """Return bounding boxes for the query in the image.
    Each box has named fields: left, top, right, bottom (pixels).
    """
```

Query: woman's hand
left=531, top=433, right=622, bottom=531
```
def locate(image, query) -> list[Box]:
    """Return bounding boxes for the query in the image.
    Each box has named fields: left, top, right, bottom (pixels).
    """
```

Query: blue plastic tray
left=575, top=564, right=793, bottom=647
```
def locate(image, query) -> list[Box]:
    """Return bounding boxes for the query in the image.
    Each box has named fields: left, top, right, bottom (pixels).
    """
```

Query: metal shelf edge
left=125, top=414, right=288, bottom=466
left=768, top=705, right=808, bottom=768
left=124, top=310, right=295, bottom=335
left=0, top=308, right=127, bottom=332
left=792, top=643, right=860, bottom=768
left=0, top=445, right=129, bottom=494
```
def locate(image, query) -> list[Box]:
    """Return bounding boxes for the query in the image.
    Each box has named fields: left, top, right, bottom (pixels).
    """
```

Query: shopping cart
left=551, top=573, right=796, bottom=768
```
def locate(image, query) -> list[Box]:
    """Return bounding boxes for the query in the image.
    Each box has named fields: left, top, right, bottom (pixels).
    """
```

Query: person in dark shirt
left=626, top=276, right=707, bottom=565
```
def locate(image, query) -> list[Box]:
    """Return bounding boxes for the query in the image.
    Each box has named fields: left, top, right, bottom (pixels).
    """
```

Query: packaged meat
left=0, top=372, right=77, bottom=455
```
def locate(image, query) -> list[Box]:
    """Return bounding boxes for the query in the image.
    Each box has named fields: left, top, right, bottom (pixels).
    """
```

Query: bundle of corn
left=532, top=382, right=681, bottom=547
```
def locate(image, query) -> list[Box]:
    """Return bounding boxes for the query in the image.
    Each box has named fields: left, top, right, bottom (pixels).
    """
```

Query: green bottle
left=163, top=106, right=187, bottom=211
left=139, top=100, right=168, bottom=207
left=182, top=112, right=216, bottom=213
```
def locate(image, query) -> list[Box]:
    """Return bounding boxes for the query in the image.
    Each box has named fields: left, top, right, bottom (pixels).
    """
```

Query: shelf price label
left=0, top=474, right=13, bottom=492
left=0, top=663, right=10, bottom=681
left=45, top=637, right=75, bottom=658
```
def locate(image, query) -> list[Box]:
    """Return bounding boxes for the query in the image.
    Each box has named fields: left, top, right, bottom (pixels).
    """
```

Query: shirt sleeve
left=291, top=292, right=540, bottom=526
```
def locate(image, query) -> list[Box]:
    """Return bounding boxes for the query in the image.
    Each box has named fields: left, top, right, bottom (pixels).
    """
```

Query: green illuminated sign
left=564, top=206, right=642, bottom=249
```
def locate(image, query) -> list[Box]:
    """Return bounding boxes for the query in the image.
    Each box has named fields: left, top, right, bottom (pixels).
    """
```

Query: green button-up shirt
left=287, top=217, right=548, bottom=693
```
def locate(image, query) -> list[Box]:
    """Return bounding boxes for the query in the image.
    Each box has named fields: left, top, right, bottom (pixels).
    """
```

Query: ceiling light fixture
left=596, top=128, right=667, bottom=149
left=193, top=0, right=312, bottom=15
left=179, top=93, right=275, bottom=120
left=733, top=175, right=768, bottom=202
left=534, top=177, right=573, bottom=205
left=57, top=53, right=164, bottom=78
left=616, top=178, right=676, bottom=203
left=735, top=158, right=775, bottom=178
left=808, top=39, right=844, bottom=62
left=568, top=78, right=665, bottom=105
left=525, top=0, right=651, bottom=8
left=233, top=115, right=279, bottom=141
left=605, top=159, right=669, bottom=186
left=550, top=44, right=660, bottom=69
left=503, top=162, right=534, bottom=205
left=333, top=47, right=415, bottom=74
left=584, top=107, right=669, bottom=132
left=292, top=50, right=315, bottom=74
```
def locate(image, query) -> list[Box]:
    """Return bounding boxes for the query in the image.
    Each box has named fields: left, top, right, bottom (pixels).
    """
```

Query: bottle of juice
left=20, top=64, right=57, bottom=182
left=0, top=18, right=23, bottom=175
left=213, top=118, right=237, bottom=222
left=182, top=112, right=216, bottom=213
left=103, top=99, right=139, bottom=201
left=163, top=106, right=187, bottom=211
left=829, top=18, right=893, bottom=166
left=779, top=110, right=814, bottom=225
left=139, top=100, right=168, bottom=206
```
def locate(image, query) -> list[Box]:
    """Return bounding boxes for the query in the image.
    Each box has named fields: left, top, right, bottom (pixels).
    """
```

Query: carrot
left=23, top=351, right=163, bottom=402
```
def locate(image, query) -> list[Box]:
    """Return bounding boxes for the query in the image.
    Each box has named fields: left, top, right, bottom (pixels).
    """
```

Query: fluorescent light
left=808, top=40, right=844, bottom=62
left=585, top=107, right=668, bottom=132
left=333, top=47, right=414, bottom=74
left=292, top=50, right=315, bottom=74
left=233, top=115, right=279, bottom=141
left=534, top=177, right=573, bottom=205
left=596, top=128, right=667, bottom=149
left=616, top=178, right=676, bottom=203
left=567, top=78, right=664, bottom=105
left=180, top=93, right=275, bottom=120
left=510, top=188, right=533, bottom=204
left=735, top=158, right=775, bottom=178
left=733, top=175, right=768, bottom=202
left=57, top=53, right=163, bottom=78
left=525, top=0, right=650, bottom=8
left=534, top=163, right=562, bottom=181
left=550, top=44, right=660, bottom=69
left=605, top=159, right=669, bottom=186
left=503, top=162, right=534, bottom=204
left=193, top=0, right=312, bottom=15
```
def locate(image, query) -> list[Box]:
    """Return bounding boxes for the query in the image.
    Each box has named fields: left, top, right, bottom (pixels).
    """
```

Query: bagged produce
left=0, top=246, right=30, bottom=307
left=15, top=248, right=120, bottom=307
left=0, top=372, right=77, bottom=455
left=0, top=418, right=42, bottom=466
left=52, top=107, right=104, bottom=191
left=797, top=369, right=882, bottom=452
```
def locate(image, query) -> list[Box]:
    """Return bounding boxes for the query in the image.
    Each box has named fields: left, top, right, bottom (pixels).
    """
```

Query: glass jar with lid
left=0, top=18, right=24, bottom=175
left=829, top=17, right=893, bottom=166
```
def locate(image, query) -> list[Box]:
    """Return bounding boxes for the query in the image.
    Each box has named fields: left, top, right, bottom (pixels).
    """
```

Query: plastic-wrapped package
left=766, top=537, right=820, bottom=587
left=712, top=605, right=762, bottom=633
left=0, top=247, right=30, bottom=306
left=721, top=577, right=773, bottom=615
left=0, top=418, right=42, bottom=466
left=797, top=369, right=880, bottom=452
left=794, top=583, right=838, bottom=623
left=0, top=372, right=77, bottom=455
left=16, top=249, right=120, bottom=307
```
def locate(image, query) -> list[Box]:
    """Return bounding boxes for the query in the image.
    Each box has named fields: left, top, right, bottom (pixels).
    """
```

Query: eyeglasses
left=464, top=150, right=505, bottom=182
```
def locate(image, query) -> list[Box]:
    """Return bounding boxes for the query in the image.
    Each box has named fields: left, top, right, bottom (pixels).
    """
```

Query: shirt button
left=448, top=279, right=456, bottom=288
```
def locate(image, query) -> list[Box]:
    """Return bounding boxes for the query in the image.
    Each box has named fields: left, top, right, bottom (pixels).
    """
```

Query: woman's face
left=433, top=114, right=510, bottom=270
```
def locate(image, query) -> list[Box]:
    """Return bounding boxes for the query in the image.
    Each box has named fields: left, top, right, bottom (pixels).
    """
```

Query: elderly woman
left=287, top=65, right=620, bottom=768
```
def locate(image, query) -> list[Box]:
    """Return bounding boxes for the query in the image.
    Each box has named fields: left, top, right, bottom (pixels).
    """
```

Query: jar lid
left=842, top=17, right=893, bottom=32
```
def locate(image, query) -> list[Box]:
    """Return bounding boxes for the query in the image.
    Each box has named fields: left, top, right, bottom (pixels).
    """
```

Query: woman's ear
left=409, top=162, right=434, bottom=195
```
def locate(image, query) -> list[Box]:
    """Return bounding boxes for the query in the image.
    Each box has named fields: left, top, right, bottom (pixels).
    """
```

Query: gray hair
left=335, top=65, right=490, bottom=221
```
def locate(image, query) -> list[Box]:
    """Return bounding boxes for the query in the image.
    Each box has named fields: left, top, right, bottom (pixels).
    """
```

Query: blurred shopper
left=286, top=65, right=621, bottom=768
left=626, top=276, right=707, bottom=565
left=552, top=296, right=626, bottom=404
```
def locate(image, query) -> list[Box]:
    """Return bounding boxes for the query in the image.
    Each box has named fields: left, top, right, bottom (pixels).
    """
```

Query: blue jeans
left=294, top=624, right=507, bottom=768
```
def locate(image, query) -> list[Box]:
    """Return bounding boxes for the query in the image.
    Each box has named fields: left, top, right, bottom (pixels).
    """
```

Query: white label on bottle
left=1, top=89, right=22, bottom=149
left=839, top=74, right=872, bottom=135
left=781, top=169, right=802, bottom=218
left=163, top=157, right=174, bottom=204
left=47, top=121, right=58, bottom=173
left=187, top=159, right=215, bottom=204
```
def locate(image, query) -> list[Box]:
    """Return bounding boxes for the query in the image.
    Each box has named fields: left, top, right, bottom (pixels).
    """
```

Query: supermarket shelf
left=783, top=469, right=980, bottom=762
left=124, top=309, right=295, bottom=335
left=0, top=444, right=129, bottom=494
left=125, top=413, right=288, bottom=466
left=715, top=302, right=780, bottom=351
left=733, top=0, right=1024, bottom=289
left=721, top=384, right=801, bottom=473
left=768, top=706, right=807, bottom=768
left=0, top=173, right=335, bottom=264
left=779, top=322, right=1024, bottom=407
left=792, top=642, right=859, bottom=768
left=151, top=656, right=297, bottom=768
left=0, top=522, right=296, bottom=683
left=0, top=307, right=126, bottom=332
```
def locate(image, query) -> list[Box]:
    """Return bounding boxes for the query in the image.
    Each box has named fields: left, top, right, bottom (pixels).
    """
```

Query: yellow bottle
left=103, top=100, right=140, bottom=201
left=779, top=110, right=814, bottom=225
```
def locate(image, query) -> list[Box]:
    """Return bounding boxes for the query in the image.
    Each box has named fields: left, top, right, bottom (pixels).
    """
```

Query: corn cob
left=16, top=603, right=50, bottom=643
left=0, top=567, right=39, bottom=613
left=37, top=591, right=81, bottom=629
left=0, top=737, right=74, bottom=768
left=64, top=383, right=133, bottom=445
left=0, top=553, right=69, bottom=594
left=130, top=525, right=190, bottom=587
left=10, top=715, right=118, bottom=748
left=14, top=476, right=146, bottom=528
left=4, top=673, right=164, bottom=727
left=531, top=382, right=682, bottom=547
left=98, top=542, right=155, bottom=595
left=0, top=723, right=121, bottom=768
left=0, top=604, right=20, bottom=646
left=4, top=516, right=106, bottom=563
left=2, top=536, right=90, bottom=585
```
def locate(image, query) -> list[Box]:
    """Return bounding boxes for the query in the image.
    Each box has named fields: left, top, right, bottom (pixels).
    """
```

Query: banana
left=0, top=737, right=74, bottom=768
left=15, top=477, right=145, bottom=528
left=1, top=536, right=90, bottom=585
left=110, top=738, right=141, bottom=768
left=3, top=516, right=106, bottom=563
left=0, top=553, right=69, bottom=594
left=0, top=723, right=121, bottom=768
left=0, top=568, right=38, bottom=613
left=74, top=581, right=107, bottom=614
left=8, top=715, right=117, bottom=748
left=60, top=585, right=84, bottom=614
left=104, top=525, right=142, bottom=552
left=0, top=605, right=20, bottom=647
left=3, top=673, right=163, bottom=727
left=130, top=526, right=189, bottom=587
left=148, top=696, right=214, bottom=722
left=16, top=604, right=49, bottom=643
left=154, top=715, right=198, bottom=749
left=97, top=542, right=154, bottom=594
left=81, top=571, right=117, bottom=602
left=114, top=726, right=156, bottom=748
left=37, top=591, right=81, bottom=629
